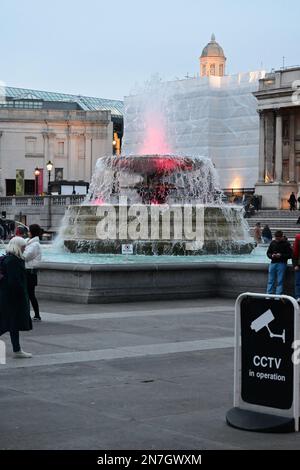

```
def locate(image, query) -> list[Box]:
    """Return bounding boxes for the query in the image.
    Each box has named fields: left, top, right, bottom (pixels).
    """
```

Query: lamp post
left=46, top=160, right=53, bottom=195
left=34, top=167, right=40, bottom=196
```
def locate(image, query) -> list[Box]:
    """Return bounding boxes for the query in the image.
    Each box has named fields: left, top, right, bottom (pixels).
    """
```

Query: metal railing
left=0, top=195, right=85, bottom=207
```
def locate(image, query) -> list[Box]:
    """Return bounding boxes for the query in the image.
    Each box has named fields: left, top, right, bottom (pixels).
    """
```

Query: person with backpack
left=24, top=224, right=42, bottom=321
left=0, top=237, right=32, bottom=358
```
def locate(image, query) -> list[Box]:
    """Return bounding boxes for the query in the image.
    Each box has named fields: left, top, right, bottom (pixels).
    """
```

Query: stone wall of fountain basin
left=36, top=262, right=295, bottom=304
left=63, top=204, right=254, bottom=255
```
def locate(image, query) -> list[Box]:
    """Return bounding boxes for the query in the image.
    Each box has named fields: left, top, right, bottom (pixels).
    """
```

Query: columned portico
left=254, top=68, right=300, bottom=209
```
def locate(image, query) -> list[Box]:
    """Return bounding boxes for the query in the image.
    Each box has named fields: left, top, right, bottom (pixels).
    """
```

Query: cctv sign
left=241, top=299, right=294, bottom=409
left=227, top=293, right=300, bottom=432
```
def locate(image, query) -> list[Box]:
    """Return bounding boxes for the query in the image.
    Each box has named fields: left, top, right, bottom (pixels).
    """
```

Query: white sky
left=1, top=0, right=299, bottom=100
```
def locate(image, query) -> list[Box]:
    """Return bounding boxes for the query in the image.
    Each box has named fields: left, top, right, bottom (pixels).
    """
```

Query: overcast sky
left=1, top=0, right=299, bottom=100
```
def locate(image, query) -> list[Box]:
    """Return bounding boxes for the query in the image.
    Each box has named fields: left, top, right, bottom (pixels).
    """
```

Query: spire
left=211, top=33, right=216, bottom=42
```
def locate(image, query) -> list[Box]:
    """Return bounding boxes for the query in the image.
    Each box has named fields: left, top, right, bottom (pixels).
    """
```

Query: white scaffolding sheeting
left=123, top=71, right=265, bottom=189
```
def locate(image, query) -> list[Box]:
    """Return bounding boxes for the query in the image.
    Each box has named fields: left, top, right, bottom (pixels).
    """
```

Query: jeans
left=295, top=270, right=300, bottom=299
left=267, top=263, right=287, bottom=295
left=9, top=330, right=20, bottom=353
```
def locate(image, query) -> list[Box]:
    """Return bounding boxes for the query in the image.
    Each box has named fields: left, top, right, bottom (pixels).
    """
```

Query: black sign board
left=241, top=296, right=294, bottom=410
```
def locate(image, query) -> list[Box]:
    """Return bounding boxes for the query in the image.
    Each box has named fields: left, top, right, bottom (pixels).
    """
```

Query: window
left=55, top=168, right=63, bottom=181
left=6, top=179, right=16, bottom=196
left=25, top=137, right=37, bottom=154
left=58, top=141, right=65, bottom=155
left=202, top=64, right=206, bottom=76
left=210, top=64, right=215, bottom=76
left=25, top=180, right=35, bottom=195
left=219, top=64, right=224, bottom=76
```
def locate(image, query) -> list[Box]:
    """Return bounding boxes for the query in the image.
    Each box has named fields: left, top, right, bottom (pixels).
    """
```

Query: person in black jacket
left=262, top=225, right=272, bottom=244
left=0, top=237, right=32, bottom=358
left=288, top=193, right=297, bottom=211
left=266, top=231, right=292, bottom=295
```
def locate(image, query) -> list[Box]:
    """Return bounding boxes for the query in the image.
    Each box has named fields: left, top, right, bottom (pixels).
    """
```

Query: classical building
left=200, top=34, right=226, bottom=77
left=123, top=71, right=263, bottom=190
left=254, top=68, right=300, bottom=209
left=0, top=87, right=123, bottom=195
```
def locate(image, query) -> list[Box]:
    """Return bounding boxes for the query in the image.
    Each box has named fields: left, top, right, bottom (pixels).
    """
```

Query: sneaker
left=13, top=350, right=32, bottom=359
left=32, top=317, right=41, bottom=321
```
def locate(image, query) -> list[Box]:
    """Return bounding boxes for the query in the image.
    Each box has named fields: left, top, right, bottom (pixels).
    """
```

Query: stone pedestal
left=255, top=182, right=298, bottom=209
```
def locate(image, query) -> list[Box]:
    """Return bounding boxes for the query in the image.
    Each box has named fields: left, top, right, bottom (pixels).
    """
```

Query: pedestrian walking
left=267, top=231, right=292, bottom=295
left=0, top=237, right=32, bottom=358
left=24, top=224, right=42, bottom=321
left=288, top=192, right=297, bottom=211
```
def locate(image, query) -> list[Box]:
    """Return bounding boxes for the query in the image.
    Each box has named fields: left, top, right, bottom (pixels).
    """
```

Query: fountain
left=37, top=76, right=264, bottom=303
left=60, top=154, right=254, bottom=255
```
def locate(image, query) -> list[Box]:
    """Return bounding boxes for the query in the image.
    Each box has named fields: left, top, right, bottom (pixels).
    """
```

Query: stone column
left=275, top=112, right=283, bottom=182
left=289, top=114, right=296, bottom=182
left=69, top=133, right=78, bottom=181
left=85, top=133, right=92, bottom=181
left=48, top=133, right=56, bottom=161
left=258, top=111, right=265, bottom=183
left=48, top=133, right=56, bottom=192
left=67, top=126, right=71, bottom=180
left=42, top=132, right=48, bottom=194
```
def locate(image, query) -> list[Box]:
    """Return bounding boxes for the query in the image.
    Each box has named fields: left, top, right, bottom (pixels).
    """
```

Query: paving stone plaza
left=1, top=297, right=299, bottom=450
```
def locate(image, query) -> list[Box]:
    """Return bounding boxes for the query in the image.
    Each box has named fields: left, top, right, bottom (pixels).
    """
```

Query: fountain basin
left=62, top=204, right=254, bottom=255
left=36, top=261, right=294, bottom=304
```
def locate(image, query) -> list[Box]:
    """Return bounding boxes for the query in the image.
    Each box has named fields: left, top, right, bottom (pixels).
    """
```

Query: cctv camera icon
left=251, top=310, right=285, bottom=343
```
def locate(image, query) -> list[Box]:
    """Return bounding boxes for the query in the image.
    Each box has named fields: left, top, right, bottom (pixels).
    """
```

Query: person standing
left=24, top=224, right=42, bottom=321
left=262, top=225, right=272, bottom=244
left=0, top=237, right=32, bottom=358
left=267, top=231, right=292, bottom=295
left=288, top=192, right=297, bottom=211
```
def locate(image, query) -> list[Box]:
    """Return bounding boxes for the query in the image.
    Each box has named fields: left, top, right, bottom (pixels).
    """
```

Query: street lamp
left=34, top=167, right=40, bottom=195
left=46, top=160, right=53, bottom=195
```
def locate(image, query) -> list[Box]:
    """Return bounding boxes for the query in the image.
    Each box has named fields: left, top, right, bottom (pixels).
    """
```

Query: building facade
left=254, top=68, right=300, bottom=208
left=200, top=34, right=226, bottom=77
left=0, top=87, right=124, bottom=195
left=123, top=71, right=263, bottom=190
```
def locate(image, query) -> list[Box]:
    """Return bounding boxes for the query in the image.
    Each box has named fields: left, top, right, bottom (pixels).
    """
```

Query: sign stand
left=226, top=293, right=300, bottom=433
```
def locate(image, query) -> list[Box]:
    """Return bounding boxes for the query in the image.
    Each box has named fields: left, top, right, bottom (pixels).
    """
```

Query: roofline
left=5, top=85, right=123, bottom=105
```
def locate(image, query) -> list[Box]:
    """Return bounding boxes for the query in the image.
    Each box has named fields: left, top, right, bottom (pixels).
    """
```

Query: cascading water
left=85, top=154, right=222, bottom=206
left=59, top=153, right=254, bottom=255
left=57, top=76, right=255, bottom=256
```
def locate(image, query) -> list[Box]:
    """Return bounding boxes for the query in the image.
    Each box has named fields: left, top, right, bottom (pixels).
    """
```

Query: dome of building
left=201, top=34, right=225, bottom=58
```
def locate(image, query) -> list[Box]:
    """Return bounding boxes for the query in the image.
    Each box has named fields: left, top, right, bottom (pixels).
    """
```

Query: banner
left=16, top=169, right=24, bottom=196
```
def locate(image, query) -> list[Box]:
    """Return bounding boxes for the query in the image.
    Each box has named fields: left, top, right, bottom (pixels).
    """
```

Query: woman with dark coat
left=0, top=237, right=32, bottom=358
